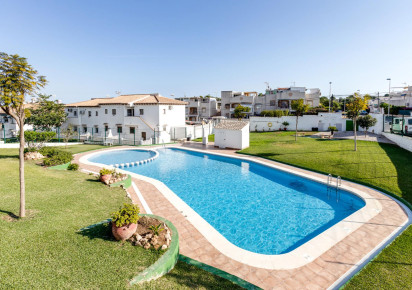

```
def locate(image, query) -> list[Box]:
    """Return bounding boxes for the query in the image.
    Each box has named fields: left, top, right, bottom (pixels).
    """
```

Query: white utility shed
left=214, top=120, right=250, bottom=150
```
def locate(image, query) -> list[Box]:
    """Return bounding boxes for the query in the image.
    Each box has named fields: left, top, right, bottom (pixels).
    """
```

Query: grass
left=0, top=145, right=241, bottom=289
left=193, top=134, right=214, bottom=142
left=240, top=132, right=412, bottom=289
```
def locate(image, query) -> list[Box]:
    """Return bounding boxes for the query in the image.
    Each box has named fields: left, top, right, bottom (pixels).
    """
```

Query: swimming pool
left=88, top=149, right=156, bottom=165
left=88, top=148, right=365, bottom=255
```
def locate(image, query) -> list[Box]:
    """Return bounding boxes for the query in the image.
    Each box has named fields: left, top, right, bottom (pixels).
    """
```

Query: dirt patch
left=128, top=216, right=172, bottom=250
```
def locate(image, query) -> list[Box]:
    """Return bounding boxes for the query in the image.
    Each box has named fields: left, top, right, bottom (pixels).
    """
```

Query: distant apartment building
left=176, top=97, right=218, bottom=122
left=255, top=87, right=321, bottom=114
left=64, top=94, right=186, bottom=144
left=220, top=91, right=258, bottom=118
left=221, top=88, right=321, bottom=117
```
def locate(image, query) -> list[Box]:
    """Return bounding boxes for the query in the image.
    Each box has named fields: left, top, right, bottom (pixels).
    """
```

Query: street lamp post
left=328, top=82, right=332, bottom=113
left=386, top=78, right=391, bottom=115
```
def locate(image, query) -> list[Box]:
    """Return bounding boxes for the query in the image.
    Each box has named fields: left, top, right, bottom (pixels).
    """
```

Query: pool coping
left=77, top=145, right=409, bottom=271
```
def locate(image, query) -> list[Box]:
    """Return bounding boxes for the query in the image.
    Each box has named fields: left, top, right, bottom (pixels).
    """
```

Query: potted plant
left=282, top=121, right=289, bottom=131
left=111, top=203, right=140, bottom=241
left=100, top=168, right=114, bottom=184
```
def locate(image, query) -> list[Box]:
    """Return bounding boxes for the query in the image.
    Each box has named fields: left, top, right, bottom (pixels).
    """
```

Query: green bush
left=24, top=147, right=38, bottom=154
left=40, top=147, right=73, bottom=166
left=111, top=203, right=140, bottom=227
left=67, top=163, right=79, bottom=171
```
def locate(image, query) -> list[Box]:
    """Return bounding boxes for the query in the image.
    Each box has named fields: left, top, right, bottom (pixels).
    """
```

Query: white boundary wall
left=250, top=113, right=384, bottom=134
left=382, top=133, right=412, bottom=152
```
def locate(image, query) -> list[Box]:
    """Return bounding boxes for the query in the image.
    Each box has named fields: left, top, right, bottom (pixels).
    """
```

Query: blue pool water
left=88, top=149, right=155, bottom=165
left=89, top=148, right=365, bottom=254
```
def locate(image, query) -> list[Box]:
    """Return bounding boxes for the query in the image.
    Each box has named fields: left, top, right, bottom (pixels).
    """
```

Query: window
left=74, top=111, right=77, bottom=116
left=127, top=108, right=135, bottom=116
left=139, top=109, right=144, bottom=115
left=95, top=111, right=98, bottom=116
left=83, top=127, right=87, bottom=133
left=112, top=109, right=116, bottom=115
left=74, top=126, right=78, bottom=132
left=269, top=100, right=276, bottom=106
left=163, top=109, right=166, bottom=114
left=95, top=127, right=99, bottom=133
left=105, top=125, right=108, bottom=132
left=225, top=104, right=230, bottom=109
left=105, top=109, right=108, bottom=114
left=88, top=111, right=91, bottom=117
left=129, top=127, right=135, bottom=134
left=141, top=132, right=146, bottom=140
left=202, top=107, right=206, bottom=113
left=117, top=126, right=122, bottom=133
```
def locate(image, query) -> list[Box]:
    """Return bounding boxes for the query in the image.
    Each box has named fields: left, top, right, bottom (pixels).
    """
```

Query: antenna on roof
left=115, top=91, right=121, bottom=96
left=264, top=82, right=270, bottom=90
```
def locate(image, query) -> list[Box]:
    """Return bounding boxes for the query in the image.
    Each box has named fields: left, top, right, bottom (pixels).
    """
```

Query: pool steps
left=110, top=150, right=159, bottom=168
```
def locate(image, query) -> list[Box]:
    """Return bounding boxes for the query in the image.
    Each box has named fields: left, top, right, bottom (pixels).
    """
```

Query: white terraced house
left=176, top=96, right=218, bottom=122
left=63, top=94, right=186, bottom=144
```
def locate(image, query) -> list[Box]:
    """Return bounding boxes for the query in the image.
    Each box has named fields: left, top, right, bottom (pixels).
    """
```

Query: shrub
left=67, top=163, right=79, bottom=171
left=24, top=131, right=56, bottom=150
left=24, top=147, right=38, bottom=154
left=100, top=168, right=115, bottom=176
left=40, top=147, right=73, bottom=166
left=111, top=203, right=140, bottom=227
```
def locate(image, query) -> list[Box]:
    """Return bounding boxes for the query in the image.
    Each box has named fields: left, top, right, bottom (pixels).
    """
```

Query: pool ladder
left=327, top=174, right=342, bottom=202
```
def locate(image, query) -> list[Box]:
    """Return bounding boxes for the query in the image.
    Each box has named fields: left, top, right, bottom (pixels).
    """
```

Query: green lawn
left=240, top=132, right=412, bottom=289
left=193, top=134, right=215, bottom=142
left=0, top=146, right=240, bottom=289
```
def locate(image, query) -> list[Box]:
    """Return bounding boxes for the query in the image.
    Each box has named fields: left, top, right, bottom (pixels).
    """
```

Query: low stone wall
left=382, top=132, right=412, bottom=152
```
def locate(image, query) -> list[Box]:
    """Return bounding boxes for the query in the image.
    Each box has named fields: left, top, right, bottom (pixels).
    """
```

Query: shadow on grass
left=0, top=155, right=19, bottom=159
left=162, top=261, right=243, bottom=289
left=0, top=209, right=19, bottom=219
left=77, top=222, right=114, bottom=241
left=86, top=178, right=100, bottom=183
left=378, top=142, right=412, bottom=204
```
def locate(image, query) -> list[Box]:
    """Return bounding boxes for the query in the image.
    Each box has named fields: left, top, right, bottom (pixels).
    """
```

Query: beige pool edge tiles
left=74, top=145, right=410, bottom=289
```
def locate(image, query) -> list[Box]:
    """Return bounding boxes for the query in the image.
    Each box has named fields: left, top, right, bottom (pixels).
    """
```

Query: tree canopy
left=27, top=94, right=67, bottom=130
left=233, top=105, right=251, bottom=119
left=346, top=92, right=369, bottom=151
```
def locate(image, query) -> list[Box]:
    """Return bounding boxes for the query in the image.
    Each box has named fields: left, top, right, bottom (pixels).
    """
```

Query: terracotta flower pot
left=112, top=222, right=137, bottom=241
left=100, top=174, right=112, bottom=185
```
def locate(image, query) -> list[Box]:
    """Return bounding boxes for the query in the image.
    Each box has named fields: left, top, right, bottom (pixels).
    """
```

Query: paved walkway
left=74, top=144, right=409, bottom=290
left=311, top=132, right=395, bottom=144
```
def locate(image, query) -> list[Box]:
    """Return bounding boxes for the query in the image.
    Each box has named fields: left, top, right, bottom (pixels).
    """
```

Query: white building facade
left=64, top=94, right=186, bottom=144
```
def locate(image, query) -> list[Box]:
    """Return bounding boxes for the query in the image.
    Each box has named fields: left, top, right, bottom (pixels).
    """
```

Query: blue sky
left=3, top=0, right=412, bottom=103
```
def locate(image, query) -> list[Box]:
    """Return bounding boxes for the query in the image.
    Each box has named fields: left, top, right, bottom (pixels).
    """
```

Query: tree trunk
left=19, top=118, right=26, bottom=218
left=295, top=116, right=298, bottom=141
left=354, top=118, right=357, bottom=151
left=365, top=128, right=367, bottom=138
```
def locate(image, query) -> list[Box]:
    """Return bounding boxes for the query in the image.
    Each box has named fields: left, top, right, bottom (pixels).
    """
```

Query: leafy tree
left=291, top=99, right=310, bottom=141
left=0, top=52, right=47, bottom=218
left=358, top=115, right=377, bottom=137
left=346, top=92, right=369, bottom=151
left=233, top=105, right=250, bottom=119
left=61, top=124, right=75, bottom=148
left=319, top=96, right=329, bottom=108
left=27, top=94, right=67, bottom=130
left=282, top=121, right=289, bottom=130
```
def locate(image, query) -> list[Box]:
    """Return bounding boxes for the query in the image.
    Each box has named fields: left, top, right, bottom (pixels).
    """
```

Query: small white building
left=214, top=120, right=250, bottom=150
